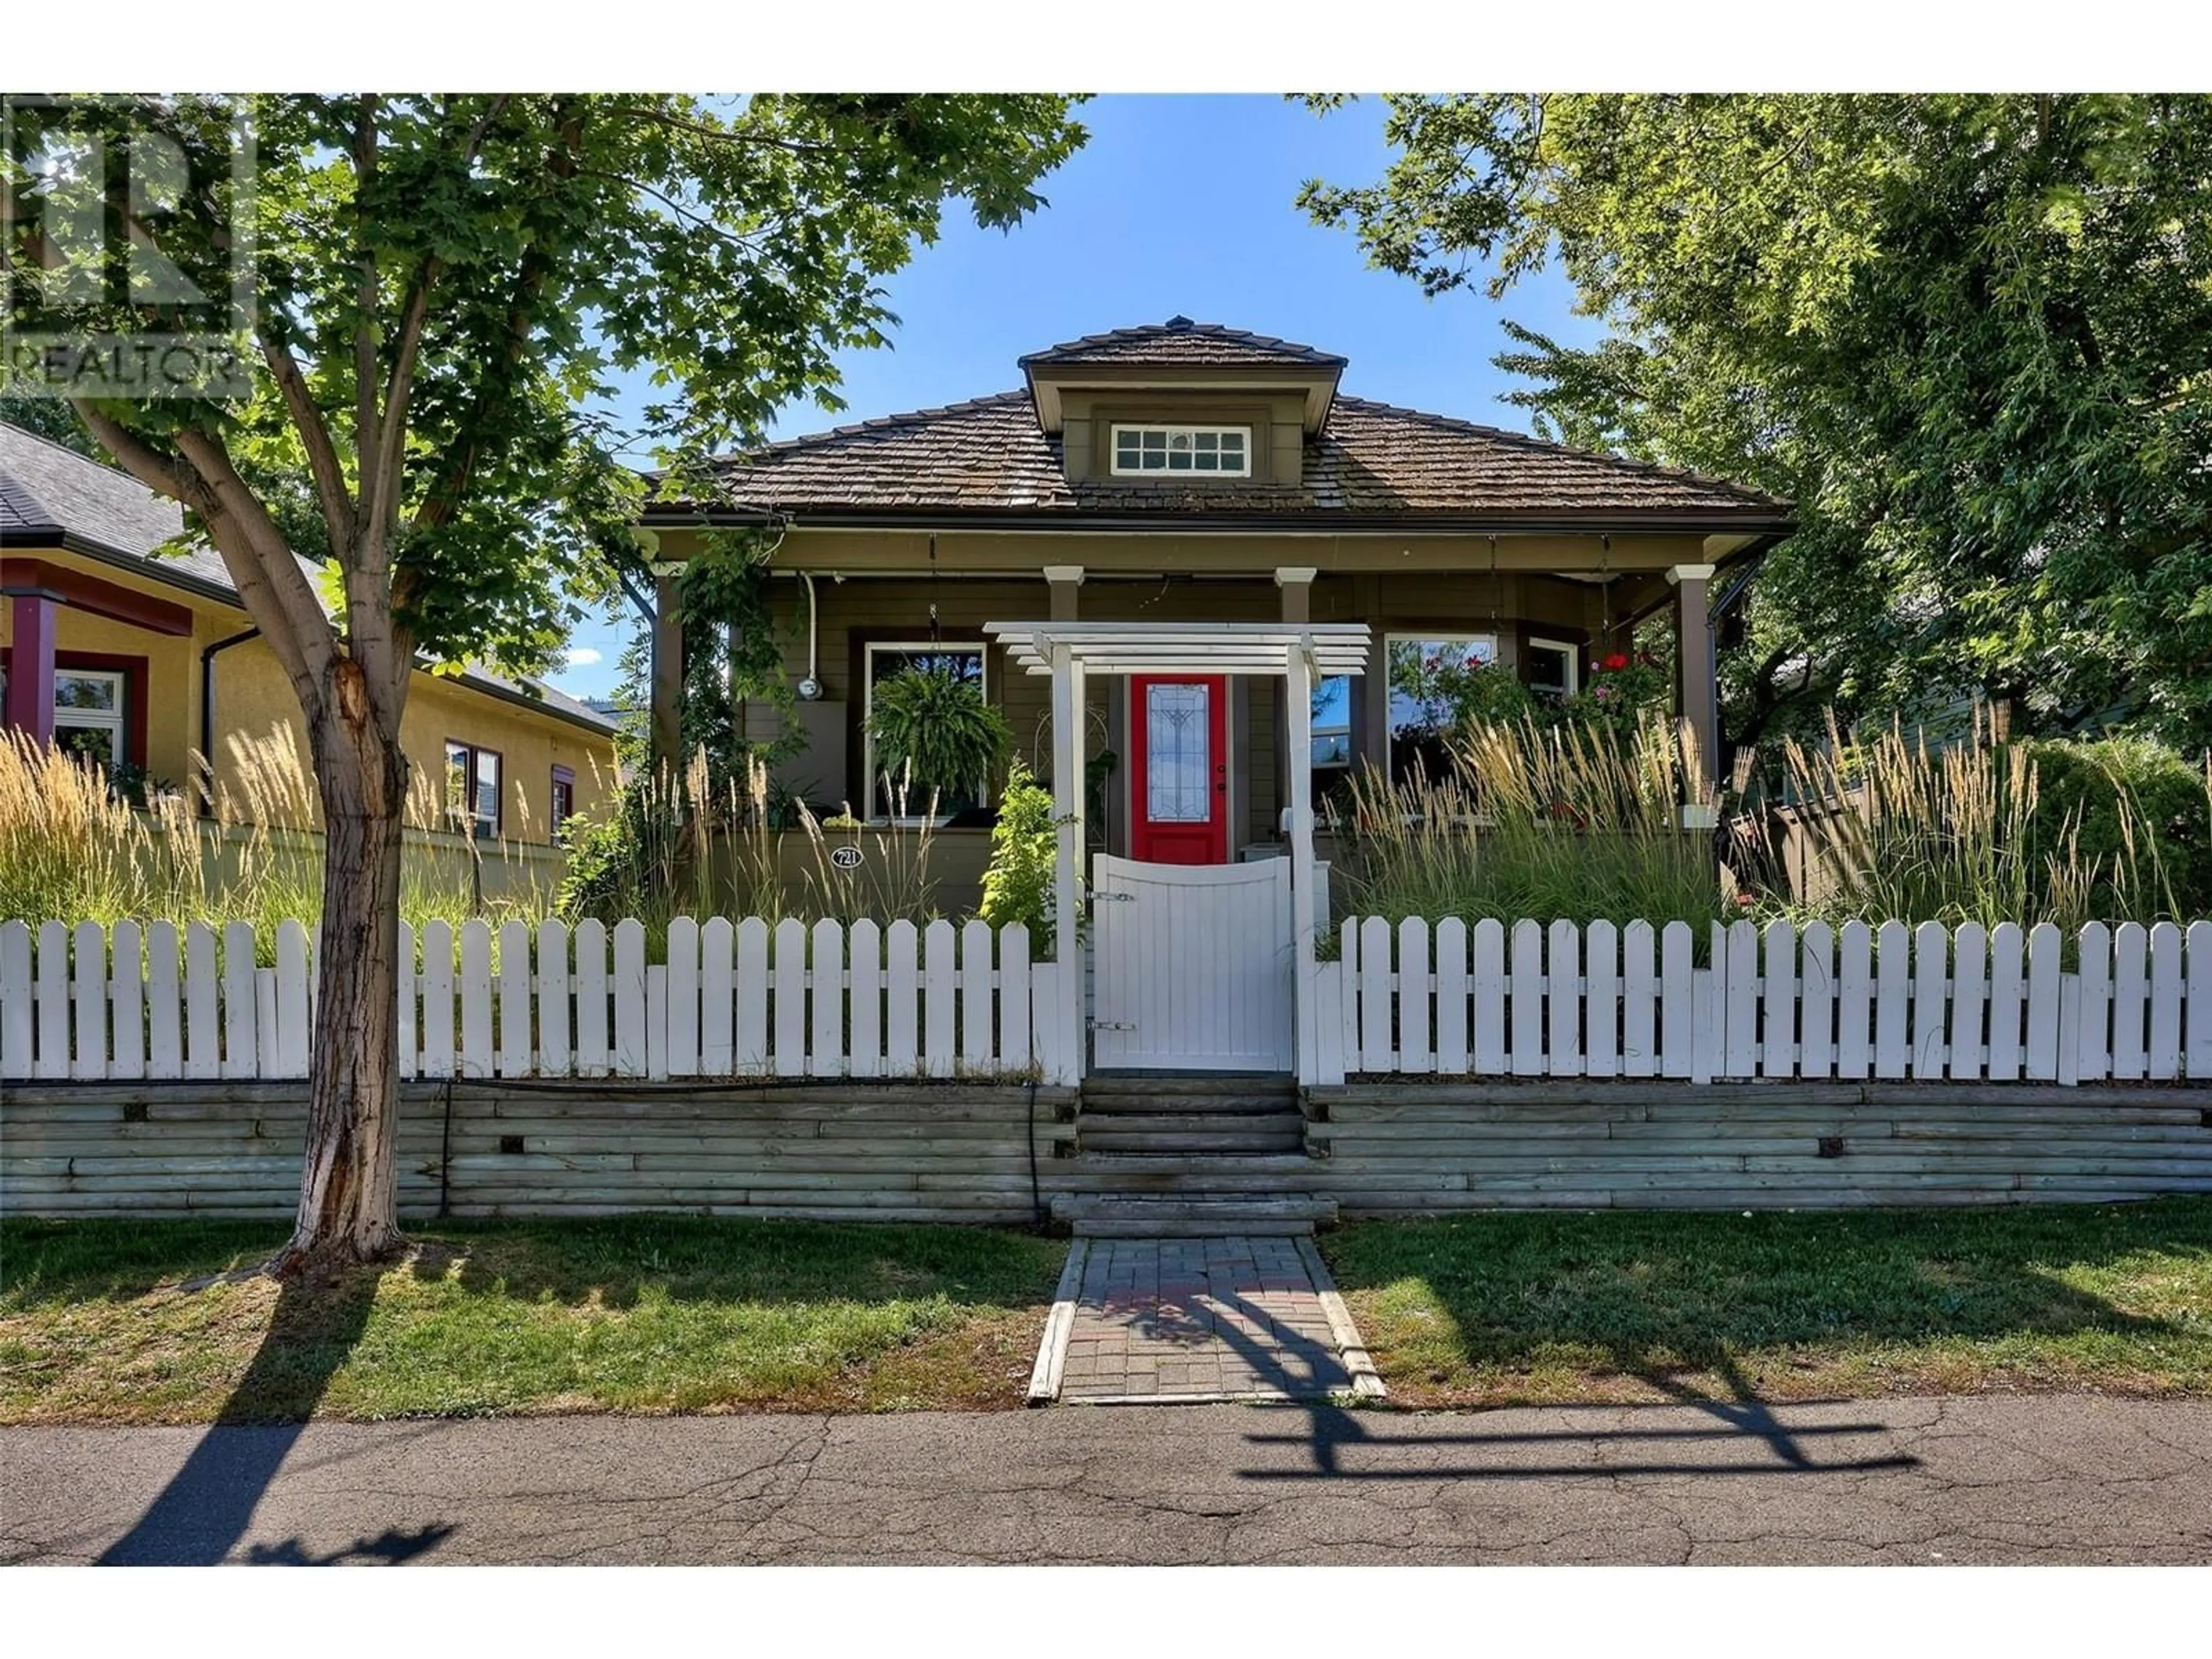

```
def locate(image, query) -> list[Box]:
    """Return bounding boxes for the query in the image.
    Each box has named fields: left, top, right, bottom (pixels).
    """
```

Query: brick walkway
left=1050, top=1236, right=1372, bottom=1403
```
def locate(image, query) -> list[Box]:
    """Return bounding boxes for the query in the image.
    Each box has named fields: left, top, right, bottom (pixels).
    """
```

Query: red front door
left=1128, top=674, right=1229, bottom=865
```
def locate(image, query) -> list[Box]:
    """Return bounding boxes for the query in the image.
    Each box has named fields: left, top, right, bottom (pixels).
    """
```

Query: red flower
left=1601, top=652, right=1631, bottom=673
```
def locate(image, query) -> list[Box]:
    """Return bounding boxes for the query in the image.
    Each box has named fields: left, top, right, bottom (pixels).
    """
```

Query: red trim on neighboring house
left=0, top=558, right=194, bottom=636
left=0, top=645, right=150, bottom=767
left=0, top=594, right=59, bottom=746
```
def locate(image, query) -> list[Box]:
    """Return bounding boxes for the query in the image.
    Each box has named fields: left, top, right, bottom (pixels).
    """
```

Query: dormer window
left=1111, top=423, right=1250, bottom=476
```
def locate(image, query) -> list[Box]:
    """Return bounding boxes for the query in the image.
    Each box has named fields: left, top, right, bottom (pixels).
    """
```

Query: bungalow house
left=641, top=320, right=1790, bottom=858
left=0, top=420, right=619, bottom=858
left=637, top=319, right=1793, bottom=1075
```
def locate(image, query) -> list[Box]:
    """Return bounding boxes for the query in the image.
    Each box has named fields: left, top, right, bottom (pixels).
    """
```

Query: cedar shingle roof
left=690, top=385, right=1790, bottom=524
left=1019, top=317, right=1348, bottom=370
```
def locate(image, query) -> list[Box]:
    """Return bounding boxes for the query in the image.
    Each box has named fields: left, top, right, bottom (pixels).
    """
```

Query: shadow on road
left=242, top=1524, right=455, bottom=1566
left=1240, top=1356, right=1922, bottom=1483
left=95, top=1266, right=441, bottom=1566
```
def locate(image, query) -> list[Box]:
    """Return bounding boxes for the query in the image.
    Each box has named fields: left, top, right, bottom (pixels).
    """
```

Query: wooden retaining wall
left=0, top=1081, right=1080, bottom=1226
left=10, top=1079, right=2212, bottom=1225
left=1304, top=1082, right=2212, bottom=1212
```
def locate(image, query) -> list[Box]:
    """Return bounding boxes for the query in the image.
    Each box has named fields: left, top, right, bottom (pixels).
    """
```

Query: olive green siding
left=1058, top=388, right=1309, bottom=485
left=740, top=558, right=1642, bottom=858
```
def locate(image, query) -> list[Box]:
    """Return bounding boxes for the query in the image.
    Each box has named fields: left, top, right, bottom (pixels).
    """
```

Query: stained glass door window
left=1145, top=681, right=1212, bottom=823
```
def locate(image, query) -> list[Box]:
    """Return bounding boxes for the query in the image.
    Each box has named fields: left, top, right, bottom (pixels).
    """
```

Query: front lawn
left=1321, top=1198, right=2212, bottom=1408
left=0, top=1216, right=1066, bottom=1424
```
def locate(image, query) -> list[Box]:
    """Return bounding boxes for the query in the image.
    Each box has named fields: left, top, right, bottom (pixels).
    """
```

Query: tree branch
left=259, top=332, right=358, bottom=548
left=172, top=427, right=340, bottom=703
left=410, top=101, right=586, bottom=547
left=351, top=95, right=383, bottom=551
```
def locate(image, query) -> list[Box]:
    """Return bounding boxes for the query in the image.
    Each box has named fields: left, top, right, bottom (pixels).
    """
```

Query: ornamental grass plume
left=1336, top=711, right=1722, bottom=931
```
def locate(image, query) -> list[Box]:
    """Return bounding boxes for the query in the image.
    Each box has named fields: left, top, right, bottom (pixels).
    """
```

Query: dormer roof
left=1018, top=317, right=1347, bottom=370
left=1020, top=316, right=1344, bottom=434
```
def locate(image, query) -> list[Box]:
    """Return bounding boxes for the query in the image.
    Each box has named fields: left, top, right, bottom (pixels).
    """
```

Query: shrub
left=978, top=758, right=1059, bottom=950
left=1760, top=715, right=2212, bottom=931
left=2026, top=737, right=2212, bottom=920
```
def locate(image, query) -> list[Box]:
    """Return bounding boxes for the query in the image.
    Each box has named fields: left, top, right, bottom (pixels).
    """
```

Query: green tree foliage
left=3, top=93, right=1085, bottom=1267
left=1302, top=94, right=2212, bottom=753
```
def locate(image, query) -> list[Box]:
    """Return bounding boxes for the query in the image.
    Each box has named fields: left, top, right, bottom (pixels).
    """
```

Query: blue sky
left=550, top=93, right=1600, bottom=700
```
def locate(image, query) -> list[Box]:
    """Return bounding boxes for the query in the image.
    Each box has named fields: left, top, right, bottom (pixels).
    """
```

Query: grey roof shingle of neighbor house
left=0, top=420, right=616, bottom=734
left=660, top=319, right=1791, bottom=529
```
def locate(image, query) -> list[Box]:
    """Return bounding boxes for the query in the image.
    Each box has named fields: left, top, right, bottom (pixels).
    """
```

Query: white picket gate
left=1311, top=915, right=2212, bottom=1088
left=0, top=915, right=1079, bottom=1085
left=1091, top=854, right=1296, bottom=1071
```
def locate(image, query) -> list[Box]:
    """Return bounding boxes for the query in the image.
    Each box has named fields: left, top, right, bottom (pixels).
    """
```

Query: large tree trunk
left=278, top=661, right=410, bottom=1277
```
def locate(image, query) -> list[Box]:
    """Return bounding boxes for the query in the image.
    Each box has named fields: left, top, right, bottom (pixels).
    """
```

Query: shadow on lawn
left=403, top=1214, right=1060, bottom=1312
left=1319, top=1199, right=2211, bottom=1398
left=97, top=1265, right=410, bottom=1567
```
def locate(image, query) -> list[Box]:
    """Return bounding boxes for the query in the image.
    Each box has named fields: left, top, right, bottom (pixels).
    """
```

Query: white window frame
left=1108, top=423, right=1252, bottom=478
left=444, top=737, right=504, bottom=840
left=52, top=668, right=127, bottom=763
left=1524, top=635, right=1582, bottom=699
left=862, top=641, right=989, bottom=824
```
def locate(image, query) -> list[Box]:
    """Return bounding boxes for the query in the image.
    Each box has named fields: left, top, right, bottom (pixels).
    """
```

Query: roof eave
left=1020, top=360, right=1346, bottom=436
left=640, top=503, right=1797, bottom=538
left=444, top=671, right=621, bottom=738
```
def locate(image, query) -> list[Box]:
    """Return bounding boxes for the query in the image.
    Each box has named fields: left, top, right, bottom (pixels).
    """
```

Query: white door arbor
left=984, top=620, right=1372, bottom=1082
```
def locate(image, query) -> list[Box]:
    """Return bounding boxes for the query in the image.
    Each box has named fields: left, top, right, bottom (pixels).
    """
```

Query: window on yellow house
left=551, top=766, right=576, bottom=844
left=53, top=669, right=127, bottom=768
left=444, top=739, right=502, bottom=839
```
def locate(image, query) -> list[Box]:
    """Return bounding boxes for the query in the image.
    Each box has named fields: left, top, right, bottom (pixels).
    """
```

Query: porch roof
left=983, top=620, right=1372, bottom=677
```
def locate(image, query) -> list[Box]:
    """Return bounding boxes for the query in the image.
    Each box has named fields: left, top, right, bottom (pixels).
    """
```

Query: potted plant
left=866, top=664, right=1013, bottom=821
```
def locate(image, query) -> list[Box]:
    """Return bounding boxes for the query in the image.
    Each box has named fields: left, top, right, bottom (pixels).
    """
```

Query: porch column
left=1050, top=641, right=1087, bottom=1078
left=1043, top=565, right=1083, bottom=622
left=1, top=585, right=60, bottom=748
left=649, top=570, right=684, bottom=781
left=1285, top=637, right=1319, bottom=1084
left=1668, top=562, right=1720, bottom=814
left=1275, top=569, right=1316, bottom=835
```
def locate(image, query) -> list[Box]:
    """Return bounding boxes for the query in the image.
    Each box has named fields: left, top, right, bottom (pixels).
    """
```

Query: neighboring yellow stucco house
left=1, top=421, right=619, bottom=847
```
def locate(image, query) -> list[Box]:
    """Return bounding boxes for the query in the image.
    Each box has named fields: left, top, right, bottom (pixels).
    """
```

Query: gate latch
left=1089, top=1020, right=1137, bottom=1032
left=1093, top=891, right=1135, bottom=902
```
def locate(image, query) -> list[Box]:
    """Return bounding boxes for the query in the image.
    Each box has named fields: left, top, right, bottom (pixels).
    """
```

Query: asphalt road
left=6, top=1396, right=2210, bottom=1565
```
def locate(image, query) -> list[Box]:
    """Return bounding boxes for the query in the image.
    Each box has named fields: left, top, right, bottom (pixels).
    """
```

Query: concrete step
left=1066, top=1152, right=1321, bottom=1176
left=1085, top=1071, right=1296, bottom=1090
left=1078, top=1117, right=1308, bottom=1154
left=1073, top=1217, right=1323, bottom=1238
left=1079, top=1092, right=1302, bottom=1116
left=1054, top=1191, right=1338, bottom=1237
left=1083, top=1074, right=1298, bottom=1103
left=1052, top=1168, right=1324, bottom=1195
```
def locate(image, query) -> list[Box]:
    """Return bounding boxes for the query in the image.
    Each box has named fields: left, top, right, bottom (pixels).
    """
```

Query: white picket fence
left=0, top=916, right=1079, bottom=1085
left=1313, top=916, right=2212, bottom=1087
